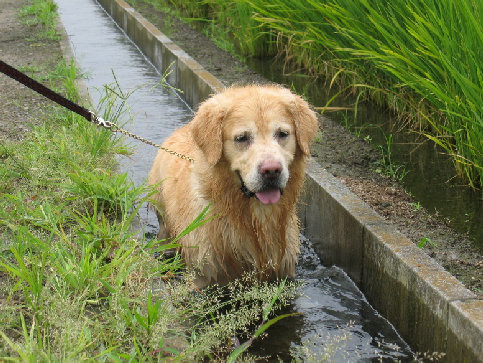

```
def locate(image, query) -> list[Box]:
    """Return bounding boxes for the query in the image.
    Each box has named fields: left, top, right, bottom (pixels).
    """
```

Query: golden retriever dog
left=148, top=85, right=318, bottom=287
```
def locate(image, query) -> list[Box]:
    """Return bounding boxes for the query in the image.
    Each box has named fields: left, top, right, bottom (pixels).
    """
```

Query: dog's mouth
left=236, top=171, right=282, bottom=205
left=255, top=189, right=281, bottom=204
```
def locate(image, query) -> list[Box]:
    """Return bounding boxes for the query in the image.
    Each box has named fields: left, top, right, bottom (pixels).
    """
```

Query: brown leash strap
left=0, top=59, right=94, bottom=123
left=0, top=59, right=194, bottom=162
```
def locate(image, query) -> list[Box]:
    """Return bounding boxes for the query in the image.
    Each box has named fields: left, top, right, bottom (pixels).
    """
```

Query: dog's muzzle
left=236, top=170, right=284, bottom=204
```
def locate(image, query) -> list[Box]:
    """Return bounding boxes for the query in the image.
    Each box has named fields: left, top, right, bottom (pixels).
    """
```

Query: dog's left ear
left=190, top=95, right=226, bottom=165
left=287, top=92, right=319, bottom=156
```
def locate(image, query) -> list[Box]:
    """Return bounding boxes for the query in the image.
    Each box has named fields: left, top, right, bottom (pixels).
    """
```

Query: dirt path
left=0, top=0, right=64, bottom=141
left=0, top=0, right=480, bottom=295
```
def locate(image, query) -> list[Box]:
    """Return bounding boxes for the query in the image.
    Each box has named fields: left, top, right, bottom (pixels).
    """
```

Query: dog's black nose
left=259, top=160, right=282, bottom=179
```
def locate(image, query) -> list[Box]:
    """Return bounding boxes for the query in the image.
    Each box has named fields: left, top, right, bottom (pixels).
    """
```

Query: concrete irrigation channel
left=57, top=0, right=482, bottom=360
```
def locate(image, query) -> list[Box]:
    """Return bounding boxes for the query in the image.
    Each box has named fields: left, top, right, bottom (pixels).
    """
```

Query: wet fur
left=148, top=85, right=318, bottom=287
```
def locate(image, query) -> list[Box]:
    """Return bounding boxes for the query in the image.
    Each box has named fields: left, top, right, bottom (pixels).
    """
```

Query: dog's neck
left=235, top=170, right=256, bottom=198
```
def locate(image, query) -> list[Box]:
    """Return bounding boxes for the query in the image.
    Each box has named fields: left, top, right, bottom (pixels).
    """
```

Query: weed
left=18, top=0, right=59, bottom=41
left=227, top=278, right=300, bottom=362
left=411, top=201, right=422, bottom=211
left=66, top=169, right=144, bottom=218
left=418, top=237, right=436, bottom=249
left=1, top=7, right=296, bottom=358
left=472, top=287, right=482, bottom=295
left=0, top=143, right=13, bottom=160
left=374, top=133, right=408, bottom=181
left=313, top=130, right=323, bottom=144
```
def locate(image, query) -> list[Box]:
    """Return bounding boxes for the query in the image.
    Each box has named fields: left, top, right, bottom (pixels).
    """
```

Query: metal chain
left=90, top=113, right=194, bottom=163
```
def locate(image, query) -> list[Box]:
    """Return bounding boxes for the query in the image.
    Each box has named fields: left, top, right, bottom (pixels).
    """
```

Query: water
left=55, top=1, right=413, bottom=360
left=250, top=236, right=412, bottom=361
left=56, top=0, right=193, bottom=235
left=247, top=58, right=483, bottom=252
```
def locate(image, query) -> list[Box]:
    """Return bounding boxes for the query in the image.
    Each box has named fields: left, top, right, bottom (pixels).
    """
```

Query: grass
left=374, top=133, right=409, bottom=182
left=418, top=237, right=436, bottom=249
left=19, top=0, right=59, bottom=40
left=0, top=2, right=298, bottom=360
left=126, top=0, right=276, bottom=58
left=138, top=0, right=482, bottom=188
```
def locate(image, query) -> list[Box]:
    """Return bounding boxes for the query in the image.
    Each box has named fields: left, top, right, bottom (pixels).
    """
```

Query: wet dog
left=148, top=85, right=318, bottom=287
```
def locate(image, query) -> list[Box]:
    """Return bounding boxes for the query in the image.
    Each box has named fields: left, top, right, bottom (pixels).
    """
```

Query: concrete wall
left=300, top=162, right=482, bottom=362
left=94, top=0, right=483, bottom=361
left=97, top=0, right=224, bottom=107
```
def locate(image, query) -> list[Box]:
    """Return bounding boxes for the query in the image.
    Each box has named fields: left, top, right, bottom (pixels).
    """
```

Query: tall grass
left=131, top=0, right=276, bottom=56
left=145, top=0, right=482, bottom=187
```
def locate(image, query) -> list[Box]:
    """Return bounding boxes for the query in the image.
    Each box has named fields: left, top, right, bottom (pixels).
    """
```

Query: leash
left=0, top=60, right=194, bottom=163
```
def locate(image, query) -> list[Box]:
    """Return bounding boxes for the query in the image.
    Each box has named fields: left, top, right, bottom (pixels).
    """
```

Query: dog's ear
left=287, top=92, right=319, bottom=156
left=190, top=96, right=226, bottom=165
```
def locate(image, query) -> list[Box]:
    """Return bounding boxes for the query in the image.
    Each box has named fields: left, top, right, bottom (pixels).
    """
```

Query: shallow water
left=56, top=0, right=193, bottom=234
left=249, top=235, right=412, bottom=361
left=55, top=0, right=413, bottom=360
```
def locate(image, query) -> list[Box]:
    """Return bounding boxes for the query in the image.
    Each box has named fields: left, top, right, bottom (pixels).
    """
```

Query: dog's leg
left=156, top=212, right=178, bottom=259
left=156, top=212, right=168, bottom=240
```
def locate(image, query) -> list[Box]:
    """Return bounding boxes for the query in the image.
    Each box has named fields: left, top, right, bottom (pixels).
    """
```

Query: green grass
left=374, top=133, right=409, bottom=182
left=418, top=237, right=436, bottom=249
left=19, top=0, right=60, bottom=40
left=1, top=3, right=298, bottom=360
left=140, top=0, right=482, bottom=188
left=0, top=58, right=296, bottom=363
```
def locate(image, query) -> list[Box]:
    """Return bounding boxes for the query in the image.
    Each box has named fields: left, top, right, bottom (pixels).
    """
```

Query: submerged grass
left=0, top=2, right=298, bottom=360
left=140, top=0, right=482, bottom=188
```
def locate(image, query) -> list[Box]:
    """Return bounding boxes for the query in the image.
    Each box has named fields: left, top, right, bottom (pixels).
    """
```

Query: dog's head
left=191, top=85, right=319, bottom=205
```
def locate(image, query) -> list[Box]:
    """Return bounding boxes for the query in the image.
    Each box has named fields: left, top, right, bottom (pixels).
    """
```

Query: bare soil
left=0, top=0, right=63, bottom=141
left=0, top=0, right=480, bottom=295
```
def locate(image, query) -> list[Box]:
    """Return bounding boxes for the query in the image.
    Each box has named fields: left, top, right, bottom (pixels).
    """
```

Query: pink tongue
left=255, top=189, right=281, bottom=204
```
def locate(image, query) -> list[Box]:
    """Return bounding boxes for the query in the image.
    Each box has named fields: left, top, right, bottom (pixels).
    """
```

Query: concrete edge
left=91, top=1, right=483, bottom=361
left=300, top=161, right=482, bottom=361
left=96, top=0, right=224, bottom=106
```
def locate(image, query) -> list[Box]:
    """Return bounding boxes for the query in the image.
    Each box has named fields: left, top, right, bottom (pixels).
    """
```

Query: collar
left=236, top=171, right=255, bottom=198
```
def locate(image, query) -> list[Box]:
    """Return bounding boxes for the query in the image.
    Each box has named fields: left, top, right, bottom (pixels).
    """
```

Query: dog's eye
left=234, top=133, right=250, bottom=144
left=276, top=130, right=289, bottom=140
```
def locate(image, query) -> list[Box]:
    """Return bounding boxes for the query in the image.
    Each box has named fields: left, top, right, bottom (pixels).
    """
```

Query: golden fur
left=148, top=85, right=318, bottom=287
